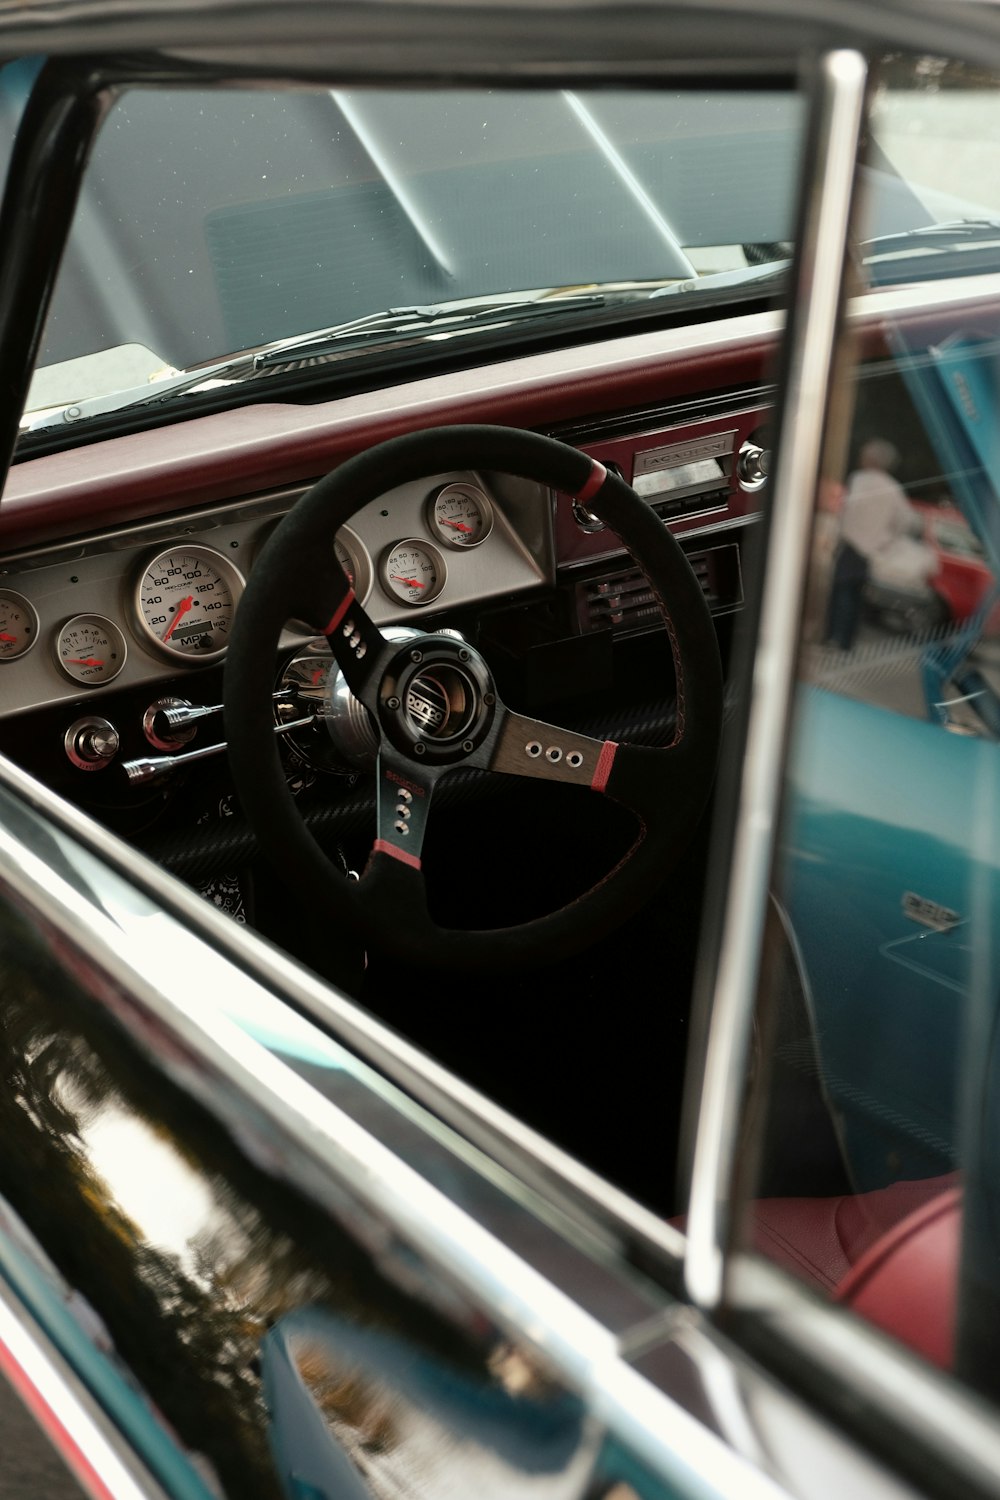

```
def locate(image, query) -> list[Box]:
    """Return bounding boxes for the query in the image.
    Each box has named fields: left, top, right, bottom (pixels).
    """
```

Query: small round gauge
left=380, top=540, right=445, bottom=607
left=55, top=614, right=127, bottom=685
left=0, top=589, right=39, bottom=661
left=427, top=483, right=494, bottom=548
left=333, top=527, right=371, bottom=602
left=133, top=545, right=245, bottom=662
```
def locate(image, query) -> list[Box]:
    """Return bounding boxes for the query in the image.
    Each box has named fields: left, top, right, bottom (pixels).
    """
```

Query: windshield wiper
left=251, top=294, right=608, bottom=370
left=860, top=218, right=1000, bottom=263
left=24, top=293, right=609, bottom=434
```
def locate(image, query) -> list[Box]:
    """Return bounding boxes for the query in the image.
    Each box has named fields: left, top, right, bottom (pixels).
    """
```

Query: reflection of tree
left=0, top=902, right=493, bottom=1499
left=0, top=913, right=277, bottom=1496
left=291, top=1346, right=399, bottom=1456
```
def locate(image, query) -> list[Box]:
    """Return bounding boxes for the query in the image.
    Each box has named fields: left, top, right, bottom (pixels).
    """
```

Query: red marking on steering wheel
left=323, top=589, right=357, bottom=636
left=591, top=739, right=619, bottom=792
left=373, top=837, right=422, bottom=871
left=575, top=460, right=607, bottom=506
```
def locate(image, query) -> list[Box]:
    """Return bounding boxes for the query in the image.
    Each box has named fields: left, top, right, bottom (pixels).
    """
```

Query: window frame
left=680, top=43, right=1000, bottom=1500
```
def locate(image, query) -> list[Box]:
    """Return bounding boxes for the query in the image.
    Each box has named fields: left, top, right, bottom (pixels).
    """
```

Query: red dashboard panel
left=0, top=317, right=780, bottom=549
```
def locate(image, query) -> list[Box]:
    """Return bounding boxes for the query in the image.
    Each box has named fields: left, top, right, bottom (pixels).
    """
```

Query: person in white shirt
left=825, top=438, right=916, bottom=649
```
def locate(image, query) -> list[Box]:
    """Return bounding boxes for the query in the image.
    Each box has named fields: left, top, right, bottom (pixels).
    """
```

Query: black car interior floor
left=261, top=778, right=707, bottom=1218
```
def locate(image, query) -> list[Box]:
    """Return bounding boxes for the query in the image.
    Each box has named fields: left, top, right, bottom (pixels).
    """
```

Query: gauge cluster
left=0, top=468, right=550, bottom=720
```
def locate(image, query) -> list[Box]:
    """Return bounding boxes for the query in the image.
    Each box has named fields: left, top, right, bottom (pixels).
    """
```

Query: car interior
left=6, top=18, right=1000, bottom=1500
left=0, top=77, right=795, bottom=1219
left=2, top=50, right=1000, bottom=1416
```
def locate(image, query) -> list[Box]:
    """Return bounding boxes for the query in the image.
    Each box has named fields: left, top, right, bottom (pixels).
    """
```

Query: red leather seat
left=749, top=1174, right=959, bottom=1368
left=834, top=1187, right=960, bottom=1369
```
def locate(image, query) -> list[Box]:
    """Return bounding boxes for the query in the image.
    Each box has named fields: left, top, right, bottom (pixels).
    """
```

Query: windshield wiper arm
left=25, top=294, right=609, bottom=434
left=649, top=258, right=790, bottom=300
left=250, top=294, right=607, bottom=369
left=860, top=218, right=1000, bottom=261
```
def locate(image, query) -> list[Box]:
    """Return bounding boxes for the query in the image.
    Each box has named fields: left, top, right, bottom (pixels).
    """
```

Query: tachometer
left=427, top=482, right=494, bottom=548
left=133, top=545, right=245, bottom=662
left=380, top=540, right=445, bottom=607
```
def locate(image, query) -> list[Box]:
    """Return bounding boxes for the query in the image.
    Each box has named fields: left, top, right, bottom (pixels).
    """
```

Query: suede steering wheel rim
left=224, top=425, right=723, bottom=972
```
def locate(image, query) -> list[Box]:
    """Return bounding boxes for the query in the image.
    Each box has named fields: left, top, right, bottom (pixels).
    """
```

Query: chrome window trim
left=0, top=769, right=798, bottom=1500
left=683, top=49, right=869, bottom=1309
left=0, top=1274, right=173, bottom=1500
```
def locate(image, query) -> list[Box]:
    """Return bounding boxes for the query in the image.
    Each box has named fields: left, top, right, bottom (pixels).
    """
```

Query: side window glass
left=740, top=57, right=1000, bottom=1397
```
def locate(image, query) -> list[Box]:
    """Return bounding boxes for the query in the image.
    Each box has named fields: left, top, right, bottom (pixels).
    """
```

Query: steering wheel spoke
left=317, top=579, right=392, bottom=705
left=488, top=708, right=618, bottom=789
left=370, top=748, right=437, bottom=871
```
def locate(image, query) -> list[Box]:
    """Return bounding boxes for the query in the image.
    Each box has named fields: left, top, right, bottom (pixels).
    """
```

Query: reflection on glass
left=741, top=54, right=1000, bottom=1403
left=0, top=899, right=598, bottom=1499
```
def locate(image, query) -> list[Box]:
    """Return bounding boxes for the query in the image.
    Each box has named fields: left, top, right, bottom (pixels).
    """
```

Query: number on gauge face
left=427, top=483, right=493, bottom=548
left=380, top=540, right=445, bottom=606
left=56, top=614, right=127, bottom=685
left=135, top=546, right=245, bottom=661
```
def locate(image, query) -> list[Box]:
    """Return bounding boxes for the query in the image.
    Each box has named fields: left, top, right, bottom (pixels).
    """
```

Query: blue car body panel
left=782, top=686, right=1000, bottom=1188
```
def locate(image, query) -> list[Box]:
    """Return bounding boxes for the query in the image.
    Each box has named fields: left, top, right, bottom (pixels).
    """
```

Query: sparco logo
left=406, top=674, right=448, bottom=731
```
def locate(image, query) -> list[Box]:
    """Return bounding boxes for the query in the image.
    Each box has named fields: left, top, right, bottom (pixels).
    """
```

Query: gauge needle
left=163, top=594, right=195, bottom=641
left=66, top=657, right=103, bottom=667
left=0, top=633, right=16, bottom=643
left=392, top=575, right=425, bottom=589
left=440, top=519, right=473, bottom=532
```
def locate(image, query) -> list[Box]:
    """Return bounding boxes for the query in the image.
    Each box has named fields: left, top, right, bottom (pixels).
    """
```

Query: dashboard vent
left=576, top=543, right=743, bottom=638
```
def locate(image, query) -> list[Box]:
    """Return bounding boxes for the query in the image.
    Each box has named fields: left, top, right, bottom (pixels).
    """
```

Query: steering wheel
left=224, top=426, right=723, bottom=971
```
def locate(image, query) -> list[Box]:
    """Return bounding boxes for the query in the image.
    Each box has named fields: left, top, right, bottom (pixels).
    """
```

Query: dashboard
left=0, top=398, right=769, bottom=805
left=0, top=302, right=789, bottom=840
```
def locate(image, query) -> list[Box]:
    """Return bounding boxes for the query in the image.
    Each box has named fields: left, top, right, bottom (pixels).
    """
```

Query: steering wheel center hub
left=379, top=635, right=496, bottom=763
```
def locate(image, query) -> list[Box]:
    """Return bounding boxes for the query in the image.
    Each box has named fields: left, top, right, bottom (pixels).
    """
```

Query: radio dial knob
left=738, top=442, right=771, bottom=490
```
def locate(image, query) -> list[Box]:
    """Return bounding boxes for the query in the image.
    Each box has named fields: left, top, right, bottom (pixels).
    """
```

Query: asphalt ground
left=0, top=1369, right=88, bottom=1499
left=804, top=618, right=1000, bottom=725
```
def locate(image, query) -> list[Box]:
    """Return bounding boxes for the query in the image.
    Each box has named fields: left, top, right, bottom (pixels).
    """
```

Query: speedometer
left=133, top=545, right=245, bottom=662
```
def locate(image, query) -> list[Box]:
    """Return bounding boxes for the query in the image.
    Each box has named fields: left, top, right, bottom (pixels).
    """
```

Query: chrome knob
left=65, top=716, right=120, bottom=771
left=143, top=696, right=198, bottom=750
left=737, top=441, right=771, bottom=491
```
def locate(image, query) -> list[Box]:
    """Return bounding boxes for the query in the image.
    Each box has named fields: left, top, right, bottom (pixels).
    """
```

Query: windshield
left=5, top=66, right=1000, bottom=439
left=10, top=83, right=805, bottom=425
